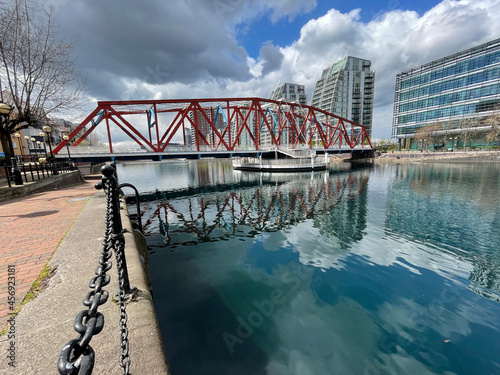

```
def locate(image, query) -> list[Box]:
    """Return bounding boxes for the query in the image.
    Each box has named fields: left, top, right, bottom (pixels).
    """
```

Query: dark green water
left=119, top=160, right=500, bottom=375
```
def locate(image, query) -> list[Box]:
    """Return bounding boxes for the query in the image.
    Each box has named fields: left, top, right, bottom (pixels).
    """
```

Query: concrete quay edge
left=0, top=186, right=170, bottom=374
left=374, top=150, right=500, bottom=163
left=119, top=196, right=171, bottom=374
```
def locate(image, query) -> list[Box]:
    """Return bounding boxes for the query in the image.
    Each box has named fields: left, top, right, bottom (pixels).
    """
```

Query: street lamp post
left=39, top=132, right=48, bottom=157
left=36, top=140, right=42, bottom=155
left=14, top=133, right=24, bottom=161
left=63, top=135, right=71, bottom=161
left=0, top=102, right=23, bottom=185
left=42, top=125, right=58, bottom=175
left=24, top=135, right=31, bottom=157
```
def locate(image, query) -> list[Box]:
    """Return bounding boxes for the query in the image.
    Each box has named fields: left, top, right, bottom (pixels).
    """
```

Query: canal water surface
left=118, top=160, right=500, bottom=375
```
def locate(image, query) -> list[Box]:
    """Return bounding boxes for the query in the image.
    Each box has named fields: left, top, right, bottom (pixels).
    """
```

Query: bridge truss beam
left=53, top=98, right=372, bottom=155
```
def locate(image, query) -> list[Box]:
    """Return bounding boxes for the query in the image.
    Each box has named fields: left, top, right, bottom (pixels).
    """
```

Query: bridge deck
left=54, top=148, right=373, bottom=162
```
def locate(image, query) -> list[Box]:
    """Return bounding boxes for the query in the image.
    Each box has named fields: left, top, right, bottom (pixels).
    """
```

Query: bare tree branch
left=458, top=117, right=479, bottom=152
left=0, top=0, right=84, bottom=134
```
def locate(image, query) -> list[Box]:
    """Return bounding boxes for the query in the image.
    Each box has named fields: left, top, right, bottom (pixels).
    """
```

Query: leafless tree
left=484, top=112, right=500, bottom=149
left=373, top=138, right=397, bottom=152
left=0, top=0, right=84, bottom=160
left=458, top=117, right=479, bottom=152
left=77, top=126, right=102, bottom=147
left=414, top=123, right=443, bottom=150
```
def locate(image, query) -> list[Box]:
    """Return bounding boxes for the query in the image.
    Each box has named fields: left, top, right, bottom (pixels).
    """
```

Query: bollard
left=101, top=164, right=136, bottom=296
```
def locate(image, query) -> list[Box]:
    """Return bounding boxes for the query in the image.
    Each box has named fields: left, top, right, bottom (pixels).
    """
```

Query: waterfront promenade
left=375, top=149, right=500, bottom=162
left=0, top=181, right=98, bottom=329
left=0, top=175, right=169, bottom=374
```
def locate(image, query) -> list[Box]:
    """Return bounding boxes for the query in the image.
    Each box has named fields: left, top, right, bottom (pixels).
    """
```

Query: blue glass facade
left=392, top=38, right=500, bottom=143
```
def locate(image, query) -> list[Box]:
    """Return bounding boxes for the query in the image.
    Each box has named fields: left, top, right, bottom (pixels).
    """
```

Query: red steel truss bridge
left=52, top=98, right=373, bottom=161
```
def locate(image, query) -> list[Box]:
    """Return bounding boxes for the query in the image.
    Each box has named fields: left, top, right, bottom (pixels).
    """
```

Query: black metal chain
left=58, top=178, right=114, bottom=375
left=108, top=163, right=133, bottom=375
left=58, top=164, right=133, bottom=375
left=114, top=234, right=131, bottom=374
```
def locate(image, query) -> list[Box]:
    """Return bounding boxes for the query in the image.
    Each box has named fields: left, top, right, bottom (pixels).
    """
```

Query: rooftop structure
left=270, top=82, right=307, bottom=106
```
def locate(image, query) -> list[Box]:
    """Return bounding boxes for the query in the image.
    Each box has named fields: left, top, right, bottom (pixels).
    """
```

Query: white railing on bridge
left=235, top=157, right=324, bottom=166
left=60, top=144, right=371, bottom=156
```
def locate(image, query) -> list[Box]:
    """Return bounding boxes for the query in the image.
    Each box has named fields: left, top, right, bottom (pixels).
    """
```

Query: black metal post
left=4, top=123, right=23, bottom=185
left=66, top=142, right=71, bottom=161
left=4, top=166, right=11, bottom=187
left=100, top=164, right=134, bottom=295
left=46, top=133, right=59, bottom=175
left=25, top=137, right=31, bottom=158
left=17, top=136, right=24, bottom=161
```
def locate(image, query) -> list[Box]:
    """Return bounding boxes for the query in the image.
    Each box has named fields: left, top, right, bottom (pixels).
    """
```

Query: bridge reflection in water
left=130, top=161, right=500, bottom=375
left=142, top=170, right=369, bottom=249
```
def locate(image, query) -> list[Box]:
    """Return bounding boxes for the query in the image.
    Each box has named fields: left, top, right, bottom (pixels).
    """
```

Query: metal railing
left=58, top=163, right=140, bottom=375
left=2, top=160, right=76, bottom=188
left=234, top=156, right=326, bottom=167
left=61, top=144, right=373, bottom=155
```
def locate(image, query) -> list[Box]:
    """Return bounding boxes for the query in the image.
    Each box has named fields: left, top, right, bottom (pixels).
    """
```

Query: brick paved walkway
left=0, top=181, right=99, bottom=329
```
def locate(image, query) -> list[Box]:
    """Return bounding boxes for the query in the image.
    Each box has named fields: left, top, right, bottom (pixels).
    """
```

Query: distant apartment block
left=267, top=83, right=308, bottom=147
left=270, top=82, right=307, bottom=105
left=190, top=108, right=228, bottom=150
left=230, top=102, right=257, bottom=150
left=393, top=38, right=500, bottom=150
left=311, top=56, right=375, bottom=135
left=183, top=127, right=192, bottom=150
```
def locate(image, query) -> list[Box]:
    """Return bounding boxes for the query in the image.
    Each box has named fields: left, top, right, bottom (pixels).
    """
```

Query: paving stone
left=0, top=182, right=97, bottom=329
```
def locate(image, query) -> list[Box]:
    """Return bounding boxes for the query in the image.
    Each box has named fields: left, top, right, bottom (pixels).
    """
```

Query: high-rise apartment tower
left=311, top=56, right=375, bottom=135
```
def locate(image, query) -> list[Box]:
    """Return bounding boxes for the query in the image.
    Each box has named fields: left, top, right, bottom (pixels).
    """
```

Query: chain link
left=58, top=165, right=133, bottom=375
left=114, top=236, right=131, bottom=374
left=58, top=179, right=114, bottom=374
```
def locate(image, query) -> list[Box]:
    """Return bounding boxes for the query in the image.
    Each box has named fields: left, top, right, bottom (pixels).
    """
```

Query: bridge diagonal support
left=105, top=110, right=114, bottom=154
left=52, top=97, right=373, bottom=157
left=53, top=106, right=103, bottom=154
left=108, top=107, right=159, bottom=152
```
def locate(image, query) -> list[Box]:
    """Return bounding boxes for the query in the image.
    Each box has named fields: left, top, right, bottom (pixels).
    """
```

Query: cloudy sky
left=49, top=0, right=500, bottom=139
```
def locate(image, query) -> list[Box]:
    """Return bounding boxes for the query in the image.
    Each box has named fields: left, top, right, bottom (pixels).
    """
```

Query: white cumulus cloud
left=55, top=0, right=500, bottom=139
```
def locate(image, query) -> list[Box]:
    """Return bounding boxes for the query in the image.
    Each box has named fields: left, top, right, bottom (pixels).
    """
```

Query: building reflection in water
left=385, top=163, right=500, bottom=301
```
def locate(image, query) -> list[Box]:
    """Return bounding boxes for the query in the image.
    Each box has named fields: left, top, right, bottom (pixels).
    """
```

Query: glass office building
left=392, top=38, right=500, bottom=149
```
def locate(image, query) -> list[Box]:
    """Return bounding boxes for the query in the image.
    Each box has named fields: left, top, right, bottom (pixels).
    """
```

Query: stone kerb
left=118, top=197, right=171, bottom=374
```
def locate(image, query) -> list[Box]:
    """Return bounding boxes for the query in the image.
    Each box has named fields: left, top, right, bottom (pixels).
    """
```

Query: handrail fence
left=2, top=160, right=76, bottom=187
